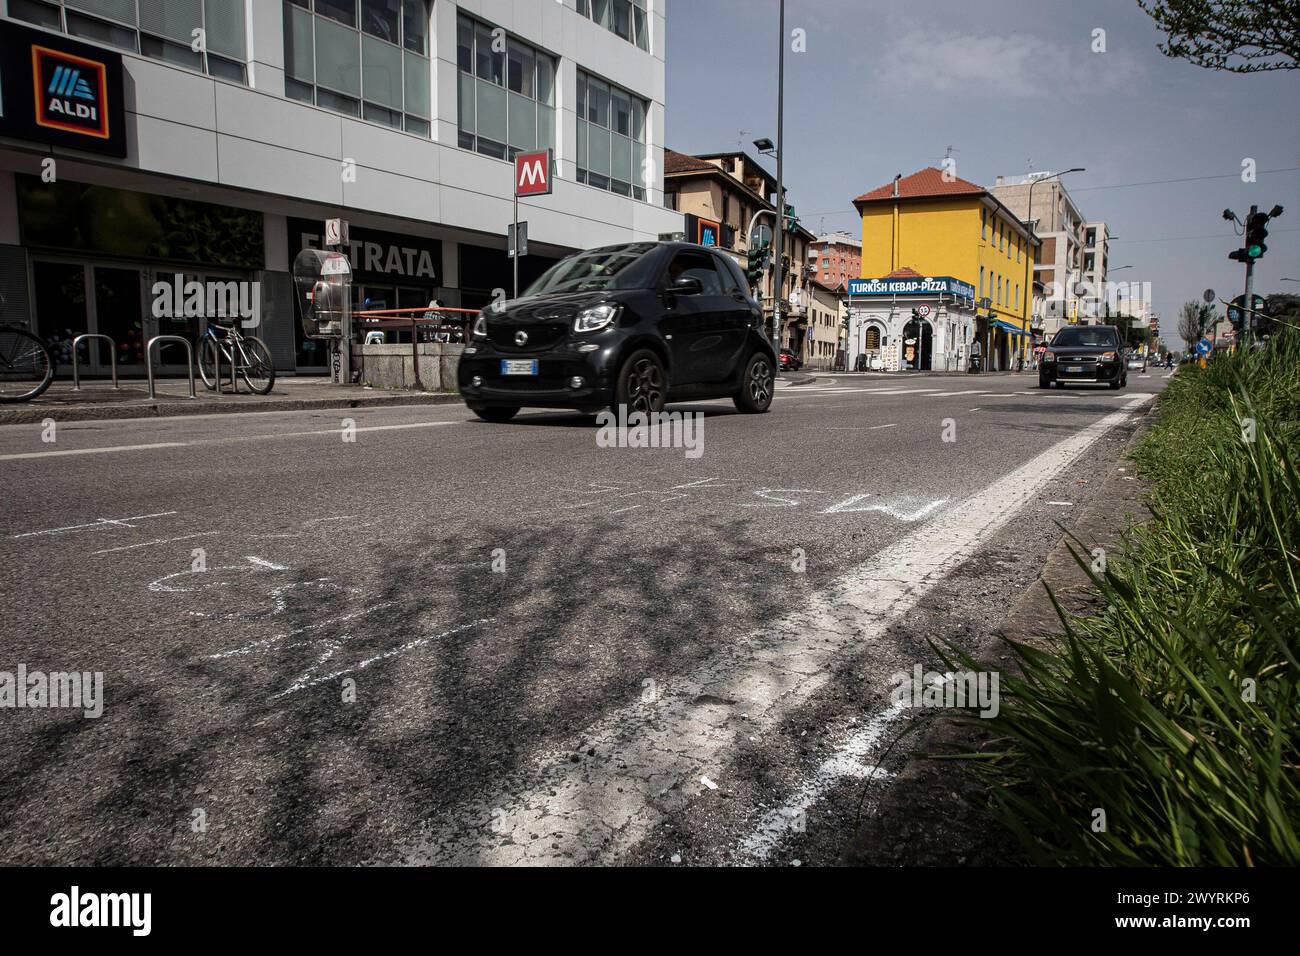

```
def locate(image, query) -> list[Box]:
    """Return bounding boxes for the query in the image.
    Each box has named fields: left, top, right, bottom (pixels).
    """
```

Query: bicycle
left=0, top=324, right=54, bottom=403
left=198, top=320, right=276, bottom=395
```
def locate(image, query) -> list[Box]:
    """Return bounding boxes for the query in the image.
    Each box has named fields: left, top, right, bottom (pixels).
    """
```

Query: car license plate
left=1066, top=365, right=1083, bottom=373
left=501, top=359, right=538, bottom=376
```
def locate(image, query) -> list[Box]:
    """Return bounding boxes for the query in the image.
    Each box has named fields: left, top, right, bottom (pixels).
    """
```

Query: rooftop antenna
left=737, top=129, right=749, bottom=153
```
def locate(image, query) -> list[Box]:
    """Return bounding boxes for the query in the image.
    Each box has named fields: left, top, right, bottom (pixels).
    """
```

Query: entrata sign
left=515, top=149, right=553, bottom=196
left=0, top=20, right=126, bottom=157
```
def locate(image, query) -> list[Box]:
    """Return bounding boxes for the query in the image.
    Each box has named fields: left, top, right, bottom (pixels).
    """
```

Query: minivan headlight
left=472, top=312, right=488, bottom=337
left=575, top=303, right=620, bottom=333
left=1100, top=351, right=1117, bottom=361
left=1043, top=350, right=1056, bottom=363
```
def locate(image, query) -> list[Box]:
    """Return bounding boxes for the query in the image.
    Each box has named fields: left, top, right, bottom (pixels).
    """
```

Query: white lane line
left=91, top=532, right=216, bottom=555
left=0, top=421, right=456, bottom=462
left=402, top=393, right=1156, bottom=865
left=0, top=442, right=186, bottom=462
left=739, top=700, right=907, bottom=861
left=13, top=511, right=178, bottom=539
left=823, top=423, right=899, bottom=431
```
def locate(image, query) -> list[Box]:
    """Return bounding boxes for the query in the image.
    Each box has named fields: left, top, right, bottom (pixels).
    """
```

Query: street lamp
left=752, top=137, right=775, bottom=155
left=1023, top=167, right=1084, bottom=358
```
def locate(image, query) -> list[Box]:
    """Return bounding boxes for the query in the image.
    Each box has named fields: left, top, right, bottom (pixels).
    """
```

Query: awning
left=993, top=319, right=1030, bottom=337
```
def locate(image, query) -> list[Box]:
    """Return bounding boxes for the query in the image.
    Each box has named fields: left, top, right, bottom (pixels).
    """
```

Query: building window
left=981, top=208, right=987, bottom=240
left=283, top=1, right=431, bottom=136
left=456, top=13, right=555, bottom=160
left=577, top=0, right=650, bottom=52
left=576, top=69, right=647, bottom=200
left=979, top=266, right=984, bottom=298
left=12, top=0, right=249, bottom=83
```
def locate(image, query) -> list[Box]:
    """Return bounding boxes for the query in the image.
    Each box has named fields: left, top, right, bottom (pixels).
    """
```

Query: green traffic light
left=1247, top=244, right=1264, bottom=258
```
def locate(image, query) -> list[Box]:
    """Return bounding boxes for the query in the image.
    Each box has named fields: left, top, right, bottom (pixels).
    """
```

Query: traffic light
left=1245, top=210, right=1269, bottom=260
left=784, top=204, right=796, bottom=231
left=746, top=245, right=768, bottom=288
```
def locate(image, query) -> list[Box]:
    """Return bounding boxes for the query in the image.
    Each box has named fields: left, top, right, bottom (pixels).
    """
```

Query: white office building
left=0, top=0, right=680, bottom=374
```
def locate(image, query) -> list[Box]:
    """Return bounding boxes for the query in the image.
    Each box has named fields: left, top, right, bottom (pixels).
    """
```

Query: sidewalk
left=805, top=369, right=1037, bottom=380
left=0, top=376, right=460, bottom=425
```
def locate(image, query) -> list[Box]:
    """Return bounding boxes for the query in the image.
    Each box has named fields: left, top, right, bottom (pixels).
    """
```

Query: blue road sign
left=1195, top=338, right=1212, bottom=356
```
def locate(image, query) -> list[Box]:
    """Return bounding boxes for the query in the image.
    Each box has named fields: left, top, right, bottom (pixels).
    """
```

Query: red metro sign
left=514, top=149, right=553, bottom=197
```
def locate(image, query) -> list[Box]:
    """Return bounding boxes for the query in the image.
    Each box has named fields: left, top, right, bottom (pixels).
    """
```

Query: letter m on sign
left=515, top=149, right=552, bottom=196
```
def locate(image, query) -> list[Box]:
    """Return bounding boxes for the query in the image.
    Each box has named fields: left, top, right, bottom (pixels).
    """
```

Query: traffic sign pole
left=1242, top=205, right=1256, bottom=345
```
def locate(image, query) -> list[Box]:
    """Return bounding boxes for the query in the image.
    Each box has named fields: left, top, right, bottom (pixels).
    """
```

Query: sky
left=664, top=0, right=1300, bottom=347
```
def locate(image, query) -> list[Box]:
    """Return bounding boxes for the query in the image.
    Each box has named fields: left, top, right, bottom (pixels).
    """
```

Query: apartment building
left=0, top=0, right=680, bottom=376
left=808, top=231, right=860, bottom=291
left=663, top=147, right=814, bottom=349
left=992, top=172, right=1104, bottom=335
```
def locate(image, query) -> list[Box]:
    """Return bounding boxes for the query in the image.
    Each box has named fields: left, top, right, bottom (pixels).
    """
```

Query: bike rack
left=145, top=335, right=197, bottom=400
left=71, top=334, right=120, bottom=391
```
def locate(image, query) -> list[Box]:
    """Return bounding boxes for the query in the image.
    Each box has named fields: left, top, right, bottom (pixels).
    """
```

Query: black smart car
left=1039, top=324, right=1128, bottom=389
left=458, top=242, right=777, bottom=421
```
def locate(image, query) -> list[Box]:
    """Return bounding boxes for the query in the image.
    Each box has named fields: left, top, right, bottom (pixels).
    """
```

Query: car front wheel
left=616, top=349, right=667, bottom=416
left=734, top=352, right=774, bottom=414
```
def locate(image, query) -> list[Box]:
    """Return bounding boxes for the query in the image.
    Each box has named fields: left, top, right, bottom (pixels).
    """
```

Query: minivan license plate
left=501, top=359, right=538, bottom=376
left=1066, top=365, right=1083, bottom=373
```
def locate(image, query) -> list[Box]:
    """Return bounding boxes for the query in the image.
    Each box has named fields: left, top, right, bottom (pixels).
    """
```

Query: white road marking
left=1045, top=501, right=1074, bottom=506
left=245, top=556, right=289, bottom=571
left=0, top=422, right=455, bottom=462
left=13, top=511, right=178, bottom=539
left=401, top=394, right=1156, bottom=865
left=91, top=532, right=216, bottom=555
left=738, top=700, right=907, bottom=861
left=0, top=442, right=186, bottom=462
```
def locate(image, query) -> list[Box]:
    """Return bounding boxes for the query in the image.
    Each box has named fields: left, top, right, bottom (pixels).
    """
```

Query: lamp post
left=1024, top=167, right=1084, bottom=360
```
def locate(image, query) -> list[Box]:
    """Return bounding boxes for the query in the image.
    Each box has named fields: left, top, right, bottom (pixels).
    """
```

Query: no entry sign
left=515, top=149, right=552, bottom=196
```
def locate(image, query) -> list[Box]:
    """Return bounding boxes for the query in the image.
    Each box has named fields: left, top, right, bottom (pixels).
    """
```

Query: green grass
left=948, top=332, right=1300, bottom=866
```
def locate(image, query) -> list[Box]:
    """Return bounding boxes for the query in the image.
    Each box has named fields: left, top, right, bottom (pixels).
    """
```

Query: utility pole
left=772, top=0, right=785, bottom=358
left=1242, top=204, right=1257, bottom=343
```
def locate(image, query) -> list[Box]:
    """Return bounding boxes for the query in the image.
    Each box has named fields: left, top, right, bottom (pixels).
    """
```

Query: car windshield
left=1052, top=328, right=1118, bottom=348
left=525, top=244, right=655, bottom=295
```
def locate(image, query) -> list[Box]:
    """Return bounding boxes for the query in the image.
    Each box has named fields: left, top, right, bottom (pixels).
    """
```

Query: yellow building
left=853, top=167, right=1040, bottom=370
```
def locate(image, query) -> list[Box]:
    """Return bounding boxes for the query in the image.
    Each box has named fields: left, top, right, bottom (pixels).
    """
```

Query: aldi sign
left=0, top=20, right=126, bottom=157
left=515, top=149, right=553, bottom=196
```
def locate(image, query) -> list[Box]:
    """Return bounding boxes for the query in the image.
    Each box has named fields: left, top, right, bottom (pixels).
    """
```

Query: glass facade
left=575, top=0, right=649, bottom=52
left=283, top=0, right=431, bottom=137
left=576, top=70, right=647, bottom=200
left=9, top=0, right=249, bottom=83
left=455, top=14, right=556, bottom=161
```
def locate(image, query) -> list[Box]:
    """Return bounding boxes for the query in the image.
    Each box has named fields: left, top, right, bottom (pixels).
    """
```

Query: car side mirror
left=671, top=276, right=704, bottom=296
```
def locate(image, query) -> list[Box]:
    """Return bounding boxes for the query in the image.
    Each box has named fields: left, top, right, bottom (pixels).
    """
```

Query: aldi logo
left=33, top=46, right=110, bottom=139
left=0, top=20, right=125, bottom=156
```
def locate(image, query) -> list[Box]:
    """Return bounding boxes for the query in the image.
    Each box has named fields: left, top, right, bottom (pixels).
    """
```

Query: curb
left=0, top=391, right=462, bottom=425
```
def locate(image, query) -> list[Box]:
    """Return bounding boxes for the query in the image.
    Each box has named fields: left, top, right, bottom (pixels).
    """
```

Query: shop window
left=456, top=13, right=556, bottom=162
left=282, top=1, right=432, bottom=138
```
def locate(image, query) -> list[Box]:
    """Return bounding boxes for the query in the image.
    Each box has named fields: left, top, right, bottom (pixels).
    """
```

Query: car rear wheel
left=616, top=349, right=667, bottom=416
left=733, top=352, right=774, bottom=414
left=469, top=404, right=520, bottom=422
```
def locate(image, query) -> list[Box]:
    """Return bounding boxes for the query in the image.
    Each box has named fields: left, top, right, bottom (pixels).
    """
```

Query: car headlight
left=574, top=303, right=620, bottom=333
left=472, top=312, right=488, bottom=337
left=1043, top=351, right=1056, bottom=363
left=1100, top=351, right=1116, bottom=361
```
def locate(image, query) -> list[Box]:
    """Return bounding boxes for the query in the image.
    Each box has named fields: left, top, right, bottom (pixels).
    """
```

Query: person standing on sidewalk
left=969, top=336, right=982, bottom=373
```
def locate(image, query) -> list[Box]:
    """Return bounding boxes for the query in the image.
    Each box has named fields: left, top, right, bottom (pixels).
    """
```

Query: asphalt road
left=0, top=369, right=1171, bottom=865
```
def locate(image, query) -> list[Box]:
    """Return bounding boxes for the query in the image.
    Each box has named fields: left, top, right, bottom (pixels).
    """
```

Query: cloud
left=873, top=32, right=1143, bottom=100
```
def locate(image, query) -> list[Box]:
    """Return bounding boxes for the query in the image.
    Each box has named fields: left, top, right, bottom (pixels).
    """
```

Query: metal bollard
left=146, top=335, right=196, bottom=400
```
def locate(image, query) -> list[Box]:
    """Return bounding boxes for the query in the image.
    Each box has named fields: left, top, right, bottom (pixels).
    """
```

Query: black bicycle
left=198, top=321, right=275, bottom=395
left=0, top=325, right=54, bottom=403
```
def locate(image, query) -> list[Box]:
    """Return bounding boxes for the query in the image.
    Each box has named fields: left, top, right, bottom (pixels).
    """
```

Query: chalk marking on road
left=91, top=532, right=215, bottom=555
left=823, top=423, right=899, bottom=432
left=245, top=556, right=289, bottom=571
left=400, top=393, right=1156, bottom=866
left=738, top=700, right=907, bottom=861
left=738, top=489, right=822, bottom=508
left=0, top=442, right=186, bottom=462
left=821, top=494, right=950, bottom=521
left=271, top=618, right=493, bottom=699
left=1045, top=501, right=1074, bottom=507
left=13, top=511, right=178, bottom=539
left=206, top=601, right=398, bottom=660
